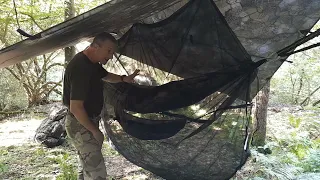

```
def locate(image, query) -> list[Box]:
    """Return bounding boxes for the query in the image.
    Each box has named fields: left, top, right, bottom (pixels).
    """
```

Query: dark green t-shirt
left=63, top=52, right=108, bottom=118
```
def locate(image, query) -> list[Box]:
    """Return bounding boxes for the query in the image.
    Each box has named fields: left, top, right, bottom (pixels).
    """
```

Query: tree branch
left=0, top=13, right=11, bottom=46
left=33, top=59, right=41, bottom=77
left=313, top=100, right=320, bottom=106
left=53, top=89, right=62, bottom=96
left=46, top=50, right=62, bottom=65
left=295, top=69, right=304, bottom=104
left=42, top=81, right=62, bottom=88
left=19, top=12, right=44, bottom=31
left=301, top=84, right=320, bottom=106
left=5, top=67, right=21, bottom=81
left=38, top=81, right=62, bottom=95
left=46, top=63, right=65, bottom=71
left=42, top=82, right=62, bottom=99
left=15, top=64, right=25, bottom=78
left=22, top=83, right=32, bottom=98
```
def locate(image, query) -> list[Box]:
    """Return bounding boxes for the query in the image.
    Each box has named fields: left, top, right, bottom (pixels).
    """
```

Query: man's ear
left=91, top=43, right=99, bottom=49
left=107, top=48, right=113, bottom=54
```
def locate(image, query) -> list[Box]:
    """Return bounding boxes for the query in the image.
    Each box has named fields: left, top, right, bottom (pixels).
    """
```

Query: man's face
left=95, top=40, right=116, bottom=65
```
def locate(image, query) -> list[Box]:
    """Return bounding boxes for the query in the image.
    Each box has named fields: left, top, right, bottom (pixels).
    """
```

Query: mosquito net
left=100, top=0, right=320, bottom=179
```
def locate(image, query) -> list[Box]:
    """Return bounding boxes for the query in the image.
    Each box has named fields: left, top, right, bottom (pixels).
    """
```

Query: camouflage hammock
left=99, top=0, right=320, bottom=179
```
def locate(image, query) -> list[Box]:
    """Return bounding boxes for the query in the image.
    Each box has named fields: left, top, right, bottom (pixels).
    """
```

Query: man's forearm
left=70, top=104, right=99, bottom=133
left=103, top=72, right=124, bottom=83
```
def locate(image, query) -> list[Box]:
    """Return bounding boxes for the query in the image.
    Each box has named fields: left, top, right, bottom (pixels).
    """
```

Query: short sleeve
left=70, top=65, right=92, bottom=101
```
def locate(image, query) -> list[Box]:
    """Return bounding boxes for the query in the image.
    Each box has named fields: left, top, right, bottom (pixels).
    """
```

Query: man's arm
left=69, top=100, right=104, bottom=144
left=69, top=100, right=99, bottom=133
left=102, top=72, right=125, bottom=83
left=102, top=69, right=140, bottom=83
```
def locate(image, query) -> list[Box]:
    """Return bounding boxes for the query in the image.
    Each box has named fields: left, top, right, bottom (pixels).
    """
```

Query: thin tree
left=252, top=80, right=270, bottom=146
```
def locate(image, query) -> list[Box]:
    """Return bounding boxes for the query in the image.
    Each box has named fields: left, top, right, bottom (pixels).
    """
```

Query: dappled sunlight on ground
left=0, top=116, right=43, bottom=147
left=0, top=113, right=162, bottom=179
left=1, top=105, right=318, bottom=179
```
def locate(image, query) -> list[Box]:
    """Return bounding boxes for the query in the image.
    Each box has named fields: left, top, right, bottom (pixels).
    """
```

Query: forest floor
left=0, top=103, right=319, bottom=180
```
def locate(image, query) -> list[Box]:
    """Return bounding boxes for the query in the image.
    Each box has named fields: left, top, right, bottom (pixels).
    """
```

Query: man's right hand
left=92, top=129, right=104, bottom=146
left=70, top=100, right=105, bottom=146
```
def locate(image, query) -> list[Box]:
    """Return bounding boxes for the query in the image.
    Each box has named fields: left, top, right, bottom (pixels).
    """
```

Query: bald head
left=91, top=32, right=117, bottom=47
left=85, top=32, right=117, bottom=65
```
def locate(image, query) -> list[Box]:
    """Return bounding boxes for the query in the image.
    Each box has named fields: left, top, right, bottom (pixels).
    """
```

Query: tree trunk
left=251, top=80, right=270, bottom=146
left=64, top=0, right=76, bottom=65
left=295, top=69, right=304, bottom=104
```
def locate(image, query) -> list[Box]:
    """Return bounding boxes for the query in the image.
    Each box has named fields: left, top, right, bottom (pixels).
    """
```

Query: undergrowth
left=232, top=108, right=320, bottom=180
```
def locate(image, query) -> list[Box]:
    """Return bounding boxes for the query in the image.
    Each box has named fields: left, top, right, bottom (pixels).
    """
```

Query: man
left=63, top=32, right=139, bottom=180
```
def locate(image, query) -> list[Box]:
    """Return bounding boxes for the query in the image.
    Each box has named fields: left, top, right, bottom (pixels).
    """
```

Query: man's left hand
left=123, top=69, right=140, bottom=83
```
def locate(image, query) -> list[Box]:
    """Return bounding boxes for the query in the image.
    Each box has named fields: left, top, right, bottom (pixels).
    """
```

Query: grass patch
left=0, top=142, right=78, bottom=179
left=0, top=137, right=121, bottom=180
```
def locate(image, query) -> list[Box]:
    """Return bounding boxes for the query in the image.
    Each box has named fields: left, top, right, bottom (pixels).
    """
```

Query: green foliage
left=274, top=114, right=317, bottom=161
left=0, top=143, right=81, bottom=179
left=34, top=147, right=46, bottom=156
left=233, top=108, right=320, bottom=179
left=0, top=0, right=109, bottom=47
left=270, top=32, right=320, bottom=106
left=57, top=154, right=77, bottom=180
left=312, top=138, right=320, bottom=149
left=74, top=0, right=110, bottom=15
left=299, top=149, right=320, bottom=172
left=0, top=69, right=28, bottom=111
left=0, top=149, right=9, bottom=173
left=0, top=161, right=8, bottom=173
left=288, top=114, right=302, bottom=128
left=290, top=143, right=308, bottom=160
left=0, top=0, right=67, bottom=107
left=49, top=153, right=77, bottom=180
left=272, top=113, right=319, bottom=171
left=0, top=0, right=111, bottom=107
left=235, top=149, right=303, bottom=180
left=270, top=22, right=320, bottom=106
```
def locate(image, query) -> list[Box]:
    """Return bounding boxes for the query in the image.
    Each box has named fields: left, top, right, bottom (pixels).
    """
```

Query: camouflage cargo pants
left=65, top=114, right=107, bottom=180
